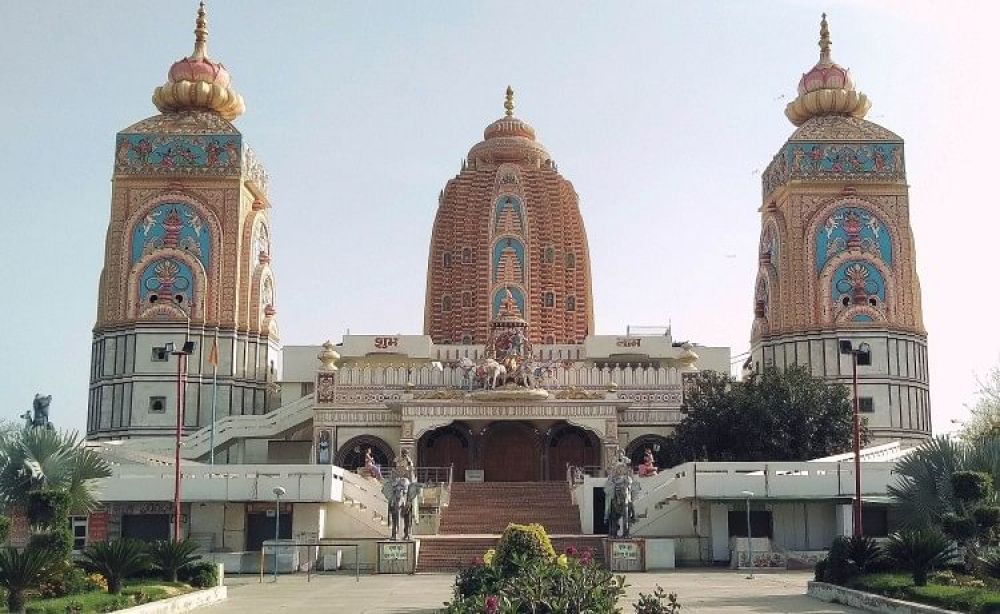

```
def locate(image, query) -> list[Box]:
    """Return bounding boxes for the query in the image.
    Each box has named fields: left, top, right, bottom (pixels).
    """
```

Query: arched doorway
left=336, top=435, right=392, bottom=473
left=546, top=424, right=600, bottom=481
left=418, top=424, right=472, bottom=482
left=482, top=422, right=541, bottom=482
left=626, top=435, right=676, bottom=472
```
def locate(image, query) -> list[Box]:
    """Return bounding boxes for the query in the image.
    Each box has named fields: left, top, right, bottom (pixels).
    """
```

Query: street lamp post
left=839, top=339, right=871, bottom=538
left=741, top=490, right=754, bottom=580
left=272, top=486, right=286, bottom=582
left=169, top=339, right=196, bottom=542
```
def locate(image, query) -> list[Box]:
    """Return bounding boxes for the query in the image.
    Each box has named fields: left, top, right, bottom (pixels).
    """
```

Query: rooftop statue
left=20, top=394, right=54, bottom=430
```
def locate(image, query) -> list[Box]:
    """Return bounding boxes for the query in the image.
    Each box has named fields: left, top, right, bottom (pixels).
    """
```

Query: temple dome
left=467, top=86, right=552, bottom=166
left=152, top=3, right=245, bottom=121
left=785, top=14, right=871, bottom=127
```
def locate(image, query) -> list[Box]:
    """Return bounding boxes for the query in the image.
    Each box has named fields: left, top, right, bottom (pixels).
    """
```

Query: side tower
left=424, top=88, right=594, bottom=345
left=88, top=5, right=280, bottom=439
left=751, top=15, right=929, bottom=443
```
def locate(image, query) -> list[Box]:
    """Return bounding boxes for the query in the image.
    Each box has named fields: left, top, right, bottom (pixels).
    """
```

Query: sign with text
left=377, top=540, right=417, bottom=574
left=607, top=539, right=645, bottom=572
left=373, top=337, right=400, bottom=350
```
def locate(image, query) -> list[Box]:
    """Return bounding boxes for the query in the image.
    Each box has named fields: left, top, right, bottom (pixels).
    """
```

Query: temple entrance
left=546, top=424, right=600, bottom=481
left=482, top=422, right=541, bottom=482
left=418, top=424, right=471, bottom=482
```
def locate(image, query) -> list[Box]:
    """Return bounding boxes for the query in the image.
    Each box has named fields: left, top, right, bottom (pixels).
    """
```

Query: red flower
left=565, top=546, right=578, bottom=556
left=485, top=595, right=499, bottom=613
left=580, top=548, right=593, bottom=563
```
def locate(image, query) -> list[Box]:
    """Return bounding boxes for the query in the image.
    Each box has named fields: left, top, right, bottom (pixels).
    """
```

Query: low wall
left=118, top=586, right=227, bottom=614
left=808, top=581, right=961, bottom=614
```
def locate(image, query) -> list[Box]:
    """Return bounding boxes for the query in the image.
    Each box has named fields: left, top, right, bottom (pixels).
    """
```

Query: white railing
left=180, top=394, right=316, bottom=459
left=332, top=363, right=684, bottom=390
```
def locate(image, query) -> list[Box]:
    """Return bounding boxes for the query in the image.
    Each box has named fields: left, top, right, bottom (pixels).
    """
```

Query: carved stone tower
left=424, top=87, right=594, bottom=345
left=750, top=15, right=929, bottom=443
left=88, top=4, right=280, bottom=439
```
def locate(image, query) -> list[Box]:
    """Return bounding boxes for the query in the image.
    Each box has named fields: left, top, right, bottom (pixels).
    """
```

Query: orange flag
left=207, top=335, right=219, bottom=367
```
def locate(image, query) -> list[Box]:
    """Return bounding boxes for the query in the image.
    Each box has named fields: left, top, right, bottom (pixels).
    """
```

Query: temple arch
left=417, top=422, right=472, bottom=482
left=545, top=423, right=599, bottom=481
left=335, top=435, right=393, bottom=473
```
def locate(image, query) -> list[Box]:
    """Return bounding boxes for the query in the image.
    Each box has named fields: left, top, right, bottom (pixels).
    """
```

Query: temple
left=70, top=9, right=930, bottom=571
left=750, top=14, right=929, bottom=443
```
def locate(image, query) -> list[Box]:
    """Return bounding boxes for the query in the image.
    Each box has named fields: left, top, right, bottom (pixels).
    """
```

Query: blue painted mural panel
left=815, top=207, right=892, bottom=272
left=132, top=203, right=210, bottom=269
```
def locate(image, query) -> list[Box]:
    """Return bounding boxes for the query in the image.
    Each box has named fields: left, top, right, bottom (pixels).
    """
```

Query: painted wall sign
left=616, top=338, right=642, bottom=348
left=374, top=337, right=400, bottom=350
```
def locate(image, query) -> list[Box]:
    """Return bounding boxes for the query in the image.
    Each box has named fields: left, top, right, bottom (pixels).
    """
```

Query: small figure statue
left=394, top=448, right=416, bottom=482
left=364, top=447, right=383, bottom=480
left=511, top=328, right=526, bottom=357
left=316, top=431, right=331, bottom=464
left=638, top=448, right=659, bottom=477
left=23, top=394, right=54, bottom=430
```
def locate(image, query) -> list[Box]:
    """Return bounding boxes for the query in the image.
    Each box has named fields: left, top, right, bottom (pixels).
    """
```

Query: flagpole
left=209, top=329, right=220, bottom=465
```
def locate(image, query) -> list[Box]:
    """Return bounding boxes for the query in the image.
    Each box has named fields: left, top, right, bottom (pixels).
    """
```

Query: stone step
left=418, top=536, right=607, bottom=572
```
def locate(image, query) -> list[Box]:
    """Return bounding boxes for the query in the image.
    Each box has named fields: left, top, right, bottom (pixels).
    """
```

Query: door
left=418, top=427, right=469, bottom=482
left=547, top=427, right=598, bottom=480
left=246, top=511, right=292, bottom=553
left=121, top=514, right=171, bottom=542
left=482, top=422, right=540, bottom=482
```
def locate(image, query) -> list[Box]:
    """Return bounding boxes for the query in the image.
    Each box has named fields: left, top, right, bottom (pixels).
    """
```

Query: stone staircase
left=418, top=482, right=603, bottom=572
left=439, top=482, right=582, bottom=534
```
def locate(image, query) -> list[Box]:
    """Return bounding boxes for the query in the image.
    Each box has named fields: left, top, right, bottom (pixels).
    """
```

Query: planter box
left=808, top=581, right=962, bottom=614
left=116, top=586, right=227, bottom=614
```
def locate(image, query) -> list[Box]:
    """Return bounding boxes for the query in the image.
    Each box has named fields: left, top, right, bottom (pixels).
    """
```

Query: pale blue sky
left=1, top=1, right=996, bottom=435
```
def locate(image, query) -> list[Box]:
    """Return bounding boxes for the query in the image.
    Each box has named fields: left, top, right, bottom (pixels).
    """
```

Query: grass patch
left=850, top=573, right=1000, bottom=613
left=0, top=581, right=193, bottom=614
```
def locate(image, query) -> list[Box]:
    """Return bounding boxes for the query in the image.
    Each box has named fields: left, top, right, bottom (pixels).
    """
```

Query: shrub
left=28, top=529, right=74, bottom=559
left=0, top=546, right=60, bottom=613
left=847, top=535, right=884, bottom=574
left=980, top=550, right=1000, bottom=579
left=887, top=530, right=958, bottom=586
left=493, top=523, right=556, bottom=575
left=821, top=537, right=858, bottom=585
left=36, top=564, right=93, bottom=599
left=26, top=490, right=71, bottom=530
left=178, top=561, right=219, bottom=588
left=0, top=517, right=11, bottom=543
left=634, top=585, right=681, bottom=614
left=453, top=562, right=502, bottom=600
left=63, top=599, right=84, bottom=614
left=942, top=513, right=979, bottom=542
left=975, top=506, right=1000, bottom=533
left=953, top=471, right=994, bottom=505
left=81, top=539, right=151, bottom=594
left=148, top=539, right=201, bottom=582
left=814, top=558, right=828, bottom=582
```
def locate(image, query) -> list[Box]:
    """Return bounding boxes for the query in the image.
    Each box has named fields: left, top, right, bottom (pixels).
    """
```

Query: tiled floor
left=203, top=569, right=861, bottom=613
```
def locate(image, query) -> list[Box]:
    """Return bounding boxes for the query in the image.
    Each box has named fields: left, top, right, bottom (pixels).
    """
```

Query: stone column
left=400, top=420, right=416, bottom=466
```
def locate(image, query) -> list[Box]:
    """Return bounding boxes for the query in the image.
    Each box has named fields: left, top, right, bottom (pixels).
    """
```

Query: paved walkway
left=203, top=570, right=861, bottom=613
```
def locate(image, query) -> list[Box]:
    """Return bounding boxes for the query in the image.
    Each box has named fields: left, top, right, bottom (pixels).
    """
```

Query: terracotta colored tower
left=88, top=4, right=280, bottom=439
left=750, top=15, right=929, bottom=443
left=424, top=88, right=594, bottom=345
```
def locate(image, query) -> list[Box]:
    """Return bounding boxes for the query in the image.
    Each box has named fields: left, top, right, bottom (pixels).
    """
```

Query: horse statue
left=604, top=452, right=641, bottom=538
left=383, top=477, right=422, bottom=541
left=21, top=394, right=54, bottom=430
left=478, top=358, right=507, bottom=390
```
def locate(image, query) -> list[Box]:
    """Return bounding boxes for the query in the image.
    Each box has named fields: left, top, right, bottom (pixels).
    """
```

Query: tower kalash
left=750, top=15, right=929, bottom=443
left=87, top=4, right=280, bottom=441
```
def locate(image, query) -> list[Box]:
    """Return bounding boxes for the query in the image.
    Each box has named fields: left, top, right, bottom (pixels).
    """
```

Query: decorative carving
left=554, top=387, right=606, bottom=400
left=115, top=133, right=241, bottom=176
left=762, top=140, right=904, bottom=199
left=413, top=388, right=469, bottom=400
left=316, top=372, right=337, bottom=403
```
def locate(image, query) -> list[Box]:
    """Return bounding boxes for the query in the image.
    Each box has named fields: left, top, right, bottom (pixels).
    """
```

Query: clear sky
left=1, top=1, right=996, bottom=435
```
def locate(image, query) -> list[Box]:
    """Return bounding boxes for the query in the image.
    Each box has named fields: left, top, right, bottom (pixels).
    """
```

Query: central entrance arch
left=482, top=421, right=541, bottom=482
left=546, top=423, right=600, bottom=481
left=418, top=424, right=471, bottom=482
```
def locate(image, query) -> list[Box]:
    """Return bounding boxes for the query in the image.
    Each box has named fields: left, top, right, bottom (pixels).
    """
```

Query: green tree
left=0, top=546, right=60, bottom=613
left=673, top=366, right=862, bottom=462
left=82, top=539, right=151, bottom=594
left=889, top=436, right=1000, bottom=530
left=0, top=428, right=111, bottom=513
left=961, top=363, right=1000, bottom=444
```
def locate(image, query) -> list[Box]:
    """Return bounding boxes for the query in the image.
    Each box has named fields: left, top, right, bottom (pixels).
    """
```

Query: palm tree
left=0, top=546, right=60, bottom=613
left=82, top=539, right=152, bottom=594
left=885, top=530, right=958, bottom=586
left=888, top=436, right=1000, bottom=528
left=149, top=539, right=202, bottom=582
left=0, top=428, right=111, bottom=513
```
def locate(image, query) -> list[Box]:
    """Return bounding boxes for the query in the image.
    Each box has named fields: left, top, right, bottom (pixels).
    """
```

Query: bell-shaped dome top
left=152, top=3, right=245, bottom=121
left=467, top=86, right=552, bottom=166
left=785, top=14, right=871, bottom=127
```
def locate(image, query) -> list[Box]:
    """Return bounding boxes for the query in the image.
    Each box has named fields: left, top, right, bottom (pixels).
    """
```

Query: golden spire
left=192, top=2, right=208, bottom=59
left=818, top=12, right=831, bottom=64
left=504, top=85, right=515, bottom=117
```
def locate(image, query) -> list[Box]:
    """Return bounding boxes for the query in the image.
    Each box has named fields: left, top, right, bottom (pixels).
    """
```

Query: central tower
left=424, top=88, right=594, bottom=345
